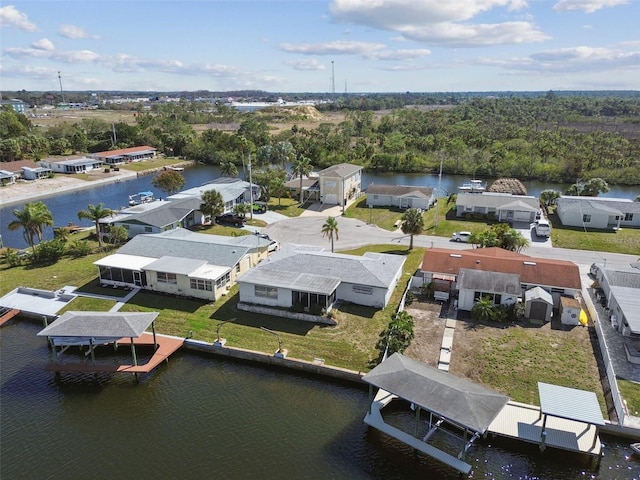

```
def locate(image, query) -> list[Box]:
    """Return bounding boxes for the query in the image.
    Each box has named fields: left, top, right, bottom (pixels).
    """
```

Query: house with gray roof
left=168, top=177, right=259, bottom=214
left=40, top=156, right=104, bottom=173
left=456, top=192, right=539, bottom=223
left=237, top=245, right=405, bottom=314
left=556, top=196, right=640, bottom=229
left=591, top=265, right=640, bottom=339
left=318, top=163, right=363, bottom=208
left=99, top=197, right=205, bottom=240
left=94, top=229, right=272, bottom=301
left=365, top=184, right=435, bottom=210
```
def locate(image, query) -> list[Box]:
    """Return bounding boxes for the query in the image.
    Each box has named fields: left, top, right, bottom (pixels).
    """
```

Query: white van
left=535, top=219, right=551, bottom=238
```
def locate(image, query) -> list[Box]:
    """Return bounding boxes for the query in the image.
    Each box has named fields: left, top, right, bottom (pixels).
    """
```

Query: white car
left=452, top=231, right=471, bottom=243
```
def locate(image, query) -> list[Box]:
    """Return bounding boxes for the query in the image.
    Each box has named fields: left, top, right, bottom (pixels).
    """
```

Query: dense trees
left=152, top=170, right=185, bottom=195
left=469, top=223, right=529, bottom=252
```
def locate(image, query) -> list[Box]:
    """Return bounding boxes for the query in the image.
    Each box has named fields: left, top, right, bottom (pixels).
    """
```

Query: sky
left=1, top=0, right=639, bottom=93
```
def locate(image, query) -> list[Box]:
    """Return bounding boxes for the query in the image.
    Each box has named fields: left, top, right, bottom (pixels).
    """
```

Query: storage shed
left=560, top=296, right=581, bottom=326
left=525, top=286, right=553, bottom=324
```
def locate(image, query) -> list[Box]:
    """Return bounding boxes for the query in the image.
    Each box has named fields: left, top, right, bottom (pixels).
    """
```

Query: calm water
left=2, top=320, right=640, bottom=480
left=1, top=164, right=638, bottom=248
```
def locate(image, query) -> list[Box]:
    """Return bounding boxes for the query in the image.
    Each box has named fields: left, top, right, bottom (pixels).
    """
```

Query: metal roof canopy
left=538, top=382, right=605, bottom=426
left=38, top=311, right=158, bottom=340
left=362, top=353, right=509, bottom=433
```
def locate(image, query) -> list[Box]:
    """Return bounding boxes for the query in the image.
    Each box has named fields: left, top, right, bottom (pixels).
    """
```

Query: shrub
left=29, top=239, right=65, bottom=265
left=68, top=240, right=92, bottom=258
left=2, top=249, right=23, bottom=267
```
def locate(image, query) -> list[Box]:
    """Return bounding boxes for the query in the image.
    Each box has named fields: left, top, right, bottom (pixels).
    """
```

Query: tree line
left=1, top=93, right=639, bottom=186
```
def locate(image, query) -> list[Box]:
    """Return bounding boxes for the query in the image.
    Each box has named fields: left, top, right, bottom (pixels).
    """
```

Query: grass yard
left=119, top=157, right=192, bottom=172
left=343, top=196, right=405, bottom=230
left=618, top=379, right=640, bottom=416
left=267, top=197, right=306, bottom=218
left=449, top=316, right=607, bottom=413
left=548, top=212, right=640, bottom=255
left=58, top=296, right=117, bottom=314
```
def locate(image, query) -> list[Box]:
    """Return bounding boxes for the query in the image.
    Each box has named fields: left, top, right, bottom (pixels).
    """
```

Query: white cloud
left=0, top=5, right=37, bottom=31
left=59, top=24, right=99, bottom=39
left=5, top=46, right=102, bottom=63
left=279, top=40, right=386, bottom=56
left=32, top=38, right=54, bottom=51
left=328, top=0, right=541, bottom=46
left=0, top=63, right=57, bottom=79
left=285, top=58, right=326, bottom=71
left=553, top=0, right=629, bottom=14
left=366, top=48, right=431, bottom=60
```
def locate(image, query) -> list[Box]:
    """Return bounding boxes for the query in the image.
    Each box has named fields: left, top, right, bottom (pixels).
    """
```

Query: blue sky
left=1, top=1, right=639, bottom=93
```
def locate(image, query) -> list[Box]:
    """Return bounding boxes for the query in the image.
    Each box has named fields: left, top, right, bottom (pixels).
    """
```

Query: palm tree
left=321, top=216, right=339, bottom=252
left=292, top=155, right=313, bottom=204
left=220, top=161, right=238, bottom=177
left=201, top=190, right=224, bottom=224
left=77, top=203, right=114, bottom=248
left=400, top=208, right=424, bottom=250
left=8, top=201, right=53, bottom=252
left=471, top=296, right=495, bottom=322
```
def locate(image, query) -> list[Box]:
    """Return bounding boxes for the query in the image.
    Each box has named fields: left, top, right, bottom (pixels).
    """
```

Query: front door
left=133, top=271, right=142, bottom=287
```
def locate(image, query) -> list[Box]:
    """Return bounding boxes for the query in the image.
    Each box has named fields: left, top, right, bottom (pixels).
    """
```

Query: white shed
left=559, top=296, right=582, bottom=326
left=524, top=286, right=553, bottom=324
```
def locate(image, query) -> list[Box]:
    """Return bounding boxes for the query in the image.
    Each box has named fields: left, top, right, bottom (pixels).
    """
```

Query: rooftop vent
left=450, top=254, right=462, bottom=258
left=523, top=261, right=537, bottom=266
left=476, top=260, right=481, bottom=264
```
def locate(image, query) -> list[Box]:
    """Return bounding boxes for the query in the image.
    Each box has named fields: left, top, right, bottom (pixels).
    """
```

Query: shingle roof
left=456, top=192, right=539, bottom=210
left=318, top=163, right=362, bottom=178
left=421, top=247, right=581, bottom=290
left=457, top=268, right=521, bottom=295
left=169, top=177, right=252, bottom=203
left=92, top=146, right=156, bottom=158
left=38, top=311, right=158, bottom=338
left=557, top=196, right=640, bottom=214
left=365, top=184, right=434, bottom=199
left=120, top=197, right=201, bottom=228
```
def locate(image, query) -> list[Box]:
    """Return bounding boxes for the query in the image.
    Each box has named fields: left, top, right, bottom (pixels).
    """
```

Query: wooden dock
left=488, top=400, right=602, bottom=458
left=0, top=308, right=20, bottom=327
left=45, top=333, right=184, bottom=374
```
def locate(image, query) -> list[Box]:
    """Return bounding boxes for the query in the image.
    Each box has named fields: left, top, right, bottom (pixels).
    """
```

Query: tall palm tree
left=220, top=161, right=238, bottom=177
left=77, top=203, right=114, bottom=248
left=8, top=201, right=53, bottom=252
left=321, top=216, right=339, bottom=253
left=292, top=155, right=313, bottom=203
left=400, top=208, right=424, bottom=250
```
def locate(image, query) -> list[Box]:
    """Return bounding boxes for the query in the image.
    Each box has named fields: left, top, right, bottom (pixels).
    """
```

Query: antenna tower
left=58, top=71, right=66, bottom=104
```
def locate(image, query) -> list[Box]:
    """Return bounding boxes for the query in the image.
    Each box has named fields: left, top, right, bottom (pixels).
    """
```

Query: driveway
left=513, top=221, right=552, bottom=248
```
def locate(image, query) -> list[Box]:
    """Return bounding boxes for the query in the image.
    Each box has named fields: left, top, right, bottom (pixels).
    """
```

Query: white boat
left=128, top=191, right=155, bottom=206
left=458, top=179, right=487, bottom=192
left=164, top=166, right=184, bottom=172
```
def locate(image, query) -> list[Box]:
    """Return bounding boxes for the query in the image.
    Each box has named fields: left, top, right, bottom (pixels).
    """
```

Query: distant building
left=365, top=184, right=435, bottom=210
left=89, top=146, right=156, bottom=165
left=40, top=156, right=103, bottom=174
left=1, top=99, right=27, bottom=114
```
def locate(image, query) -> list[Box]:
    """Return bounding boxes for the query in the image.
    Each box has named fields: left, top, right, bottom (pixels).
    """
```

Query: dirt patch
left=403, top=301, right=447, bottom=367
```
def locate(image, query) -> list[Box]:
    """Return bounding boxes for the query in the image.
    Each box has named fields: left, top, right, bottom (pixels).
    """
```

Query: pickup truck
left=215, top=213, right=247, bottom=227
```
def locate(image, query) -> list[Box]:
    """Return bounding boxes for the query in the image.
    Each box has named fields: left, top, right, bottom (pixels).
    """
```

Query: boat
left=128, top=191, right=155, bottom=206
left=164, top=166, right=184, bottom=172
left=631, top=443, right=640, bottom=456
left=458, top=179, right=487, bottom=192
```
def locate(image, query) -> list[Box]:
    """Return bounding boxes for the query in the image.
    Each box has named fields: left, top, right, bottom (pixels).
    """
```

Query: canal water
left=1, top=164, right=638, bottom=248
left=2, top=320, right=640, bottom=480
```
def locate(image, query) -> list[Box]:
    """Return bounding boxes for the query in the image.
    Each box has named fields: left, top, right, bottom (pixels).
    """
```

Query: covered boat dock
left=37, top=311, right=183, bottom=378
left=362, top=353, right=509, bottom=475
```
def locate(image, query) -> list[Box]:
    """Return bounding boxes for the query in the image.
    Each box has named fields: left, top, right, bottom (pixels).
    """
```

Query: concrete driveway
left=512, top=221, right=553, bottom=248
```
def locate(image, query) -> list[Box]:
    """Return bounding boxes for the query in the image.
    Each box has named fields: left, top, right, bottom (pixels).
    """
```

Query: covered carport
left=362, top=353, right=509, bottom=474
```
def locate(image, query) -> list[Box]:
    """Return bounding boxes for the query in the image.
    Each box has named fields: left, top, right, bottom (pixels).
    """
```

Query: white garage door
left=513, top=210, right=533, bottom=222
left=324, top=194, right=338, bottom=204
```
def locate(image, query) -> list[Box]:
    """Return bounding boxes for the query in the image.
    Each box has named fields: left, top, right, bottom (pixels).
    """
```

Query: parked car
left=215, top=213, right=247, bottom=227
left=534, top=219, right=551, bottom=238
left=256, top=233, right=279, bottom=252
left=451, top=231, right=471, bottom=243
left=251, top=202, right=268, bottom=213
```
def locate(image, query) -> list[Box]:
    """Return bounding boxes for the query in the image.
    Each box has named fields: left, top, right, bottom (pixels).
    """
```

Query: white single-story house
left=556, top=196, right=640, bottom=230
left=21, top=165, right=52, bottom=180
left=168, top=177, right=259, bottom=215
left=318, top=163, right=363, bottom=207
left=99, top=197, right=205, bottom=240
left=90, top=146, right=156, bottom=165
left=456, top=268, right=521, bottom=311
left=94, top=229, right=273, bottom=301
left=40, top=156, right=104, bottom=174
left=0, top=169, right=17, bottom=185
left=456, top=192, right=539, bottom=223
left=237, top=245, right=405, bottom=312
left=591, top=265, right=640, bottom=338
left=365, top=184, right=435, bottom=210
left=414, top=247, right=581, bottom=311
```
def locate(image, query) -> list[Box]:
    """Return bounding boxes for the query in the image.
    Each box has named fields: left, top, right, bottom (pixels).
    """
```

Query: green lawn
left=618, top=379, right=640, bottom=416
left=266, top=197, right=306, bottom=218
left=119, top=157, right=192, bottom=172
left=548, top=212, right=640, bottom=255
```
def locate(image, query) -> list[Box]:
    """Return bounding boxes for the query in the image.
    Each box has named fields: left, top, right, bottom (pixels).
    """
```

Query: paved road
left=262, top=215, right=639, bottom=272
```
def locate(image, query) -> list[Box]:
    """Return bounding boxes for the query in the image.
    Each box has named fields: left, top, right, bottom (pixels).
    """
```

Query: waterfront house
left=455, top=192, right=539, bottom=223
left=414, top=247, right=581, bottom=311
left=90, top=146, right=156, bottom=165
left=0, top=160, right=53, bottom=181
left=556, top=196, right=640, bottom=230
left=365, top=184, right=435, bottom=210
left=94, top=229, right=272, bottom=301
left=168, top=177, right=259, bottom=215
left=0, top=169, right=17, bottom=185
left=237, top=245, right=405, bottom=313
left=40, top=156, right=104, bottom=174
left=591, top=265, right=640, bottom=339
left=318, top=163, right=363, bottom=207
left=99, top=197, right=205, bottom=240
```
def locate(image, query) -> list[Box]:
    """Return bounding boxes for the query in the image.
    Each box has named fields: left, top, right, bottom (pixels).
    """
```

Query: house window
left=144, top=226, right=153, bottom=232
left=582, top=214, right=591, bottom=223
left=624, top=213, right=634, bottom=221
left=255, top=285, right=278, bottom=298
left=236, top=263, right=241, bottom=274
left=474, top=291, right=501, bottom=304
left=157, top=272, right=177, bottom=284
left=373, top=195, right=378, bottom=200
left=190, top=279, right=212, bottom=291
left=216, top=273, right=231, bottom=289
left=352, top=285, right=373, bottom=295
